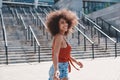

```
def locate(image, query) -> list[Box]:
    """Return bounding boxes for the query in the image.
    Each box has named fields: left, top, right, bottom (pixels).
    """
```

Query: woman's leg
left=59, top=62, right=69, bottom=80
left=61, top=77, right=68, bottom=80
left=48, top=65, right=54, bottom=80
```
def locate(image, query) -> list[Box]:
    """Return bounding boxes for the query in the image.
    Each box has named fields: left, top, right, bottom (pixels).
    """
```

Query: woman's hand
left=77, top=62, right=83, bottom=68
left=54, top=70, right=60, bottom=80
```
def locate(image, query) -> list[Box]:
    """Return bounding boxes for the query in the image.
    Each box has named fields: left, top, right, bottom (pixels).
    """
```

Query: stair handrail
left=22, top=7, right=27, bottom=16
left=33, top=8, right=47, bottom=29
left=30, top=8, right=36, bottom=20
left=9, top=7, right=15, bottom=17
left=28, top=25, right=41, bottom=62
left=81, top=12, right=117, bottom=57
left=20, top=15, right=27, bottom=29
left=96, top=17, right=120, bottom=42
left=33, top=8, right=50, bottom=40
left=75, top=26, right=93, bottom=44
left=20, top=14, right=41, bottom=62
left=78, top=22, right=86, bottom=29
left=82, top=12, right=101, bottom=29
left=96, top=17, right=120, bottom=33
left=29, top=8, right=37, bottom=26
left=19, top=15, right=28, bottom=40
left=29, top=25, right=40, bottom=46
left=0, top=9, right=8, bottom=64
left=15, top=8, right=20, bottom=19
left=14, top=8, right=20, bottom=24
left=43, top=8, right=49, bottom=17
left=75, top=24, right=95, bottom=58
left=81, top=12, right=116, bottom=43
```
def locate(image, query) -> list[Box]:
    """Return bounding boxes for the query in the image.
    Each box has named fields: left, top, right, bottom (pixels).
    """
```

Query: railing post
left=36, top=17, right=38, bottom=27
left=31, top=32, right=33, bottom=46
left=28, top=26, right=30, bottom=40
left=92, top=44, right=94, bottom=59
left=115, top=30, right=118, bottom=43
left=78, top=31, right=80, bottom=45
left=84, top=37, right=86, bottom=51
left=96, top=17, right=98, bottom=25
left=98, top=32, right=100, bottom=44
left=34, top=38, right=36, bottom=53
left=72, top=33, right=74, bottom=38
left=35, top=18, right=37, bottom=27
left=43, top=24, right=45, bottom=35
left=5, top=45, right=8, bottom=65
left=101, top=20, right=103, bottom=30
left=39, top=17, right=41, bottom=26
left=105, top=37, right=107, bottom=50
left=38, top=46, right=40, bottom=63
left=115, top=43, right=117, bottom=57
left=25, top=28, right=28, bottom=41
left=108, top=24, right=111, bottom=36
left=91, top=24, right=93, bottom=38
left=46, top=32, right=49, bottom=40
left=2, top=28, right=5, bottom=41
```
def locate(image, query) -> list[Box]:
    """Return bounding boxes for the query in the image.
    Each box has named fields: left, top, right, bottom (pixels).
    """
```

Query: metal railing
left=75, top=26, right=95, bottom=58
left=22, top=7, right=27, bottom=16
left=96, top=17, right=120, bottom=43
left=28, top=25, right=41, bottom=62
left=19, top=15, right=28, bottom=41
left=33, top=8, right=47, bottom=35
left=14, top=8, right=20, bottom=24
left=29, top=8, right=37, bottom=26
left=9, top=7, right=15, bottom=17
left=81, top=12, right=117, bottom=57
left=20, top=15, right=41, bottom=62
left=0, top=9, right=8, bottom=64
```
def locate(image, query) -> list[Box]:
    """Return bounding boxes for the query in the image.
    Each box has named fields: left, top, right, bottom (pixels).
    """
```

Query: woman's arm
left=52, top=35, right=63, bottom=79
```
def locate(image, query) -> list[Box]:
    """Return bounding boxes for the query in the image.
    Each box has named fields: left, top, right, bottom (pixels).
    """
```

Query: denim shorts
left=48, top=62, right=69, bottom=80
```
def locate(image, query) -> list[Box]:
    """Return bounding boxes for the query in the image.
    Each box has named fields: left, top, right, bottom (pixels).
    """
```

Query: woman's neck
left=59, top=31, right=65, bottom=35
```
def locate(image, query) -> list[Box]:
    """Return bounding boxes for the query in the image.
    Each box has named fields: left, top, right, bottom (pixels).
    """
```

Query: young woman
left=46, top=9, right=83, bottom=80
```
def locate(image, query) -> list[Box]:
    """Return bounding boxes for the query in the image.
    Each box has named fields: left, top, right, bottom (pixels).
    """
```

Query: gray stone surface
left=1, top=58, right=120, bottom=80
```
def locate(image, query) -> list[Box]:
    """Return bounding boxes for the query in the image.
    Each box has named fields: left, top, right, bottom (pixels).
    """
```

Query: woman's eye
left=61, top=21, right=67, bottom=24
left=60, top=21, right=64, bottom=24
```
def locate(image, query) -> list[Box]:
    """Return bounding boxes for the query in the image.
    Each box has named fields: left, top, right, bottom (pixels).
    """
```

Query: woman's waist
left=52, top=57, right=70, bottom=62
left=58, top=57, right=69, bottom=62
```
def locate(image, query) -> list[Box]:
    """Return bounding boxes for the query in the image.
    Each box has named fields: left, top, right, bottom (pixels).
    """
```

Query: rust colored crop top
left=52, top=38, right=80, bottom=72
left=52, top=41, right=71, bottom=62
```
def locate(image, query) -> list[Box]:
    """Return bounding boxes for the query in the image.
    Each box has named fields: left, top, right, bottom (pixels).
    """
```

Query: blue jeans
left=48, top=62, right=69, bottom=80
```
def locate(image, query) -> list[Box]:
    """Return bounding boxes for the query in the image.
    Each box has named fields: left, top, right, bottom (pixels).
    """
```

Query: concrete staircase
left=0, top=6, right=120, bottom=64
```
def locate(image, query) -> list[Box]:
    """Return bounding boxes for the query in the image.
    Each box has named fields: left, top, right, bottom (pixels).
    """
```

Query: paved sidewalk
left=1, top=57, right=120, bottom=80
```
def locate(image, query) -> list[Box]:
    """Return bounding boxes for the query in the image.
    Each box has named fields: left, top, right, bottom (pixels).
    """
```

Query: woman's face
left=59, top=18, right=68, bottom=33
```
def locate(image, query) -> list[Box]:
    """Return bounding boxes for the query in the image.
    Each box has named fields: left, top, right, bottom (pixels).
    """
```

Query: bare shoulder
left=54, top=34, right=63, bottom=42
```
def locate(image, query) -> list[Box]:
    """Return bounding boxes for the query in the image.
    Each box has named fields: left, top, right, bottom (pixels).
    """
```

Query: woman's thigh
left=61, top=77, right=68, bottom=80
left=59, top=62, right=69, bottom=79
left=49, top=62, right=69, bottom=80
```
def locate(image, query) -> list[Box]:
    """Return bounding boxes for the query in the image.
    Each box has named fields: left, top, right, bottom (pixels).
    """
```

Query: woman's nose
left=65, top=23, right=68, bottom=26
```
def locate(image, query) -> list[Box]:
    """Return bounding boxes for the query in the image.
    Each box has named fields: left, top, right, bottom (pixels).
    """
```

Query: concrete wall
left=55, top=0, right=83, bottom=17
left=83, top=0, right=120, bottom=2
left=88, top=3, right=120, bottom=20
left=0, top=0, right=2, bottom=8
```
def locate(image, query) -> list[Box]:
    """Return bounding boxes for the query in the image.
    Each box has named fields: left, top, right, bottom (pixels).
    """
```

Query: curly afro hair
left=46, top=9, right=78, bottom=36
